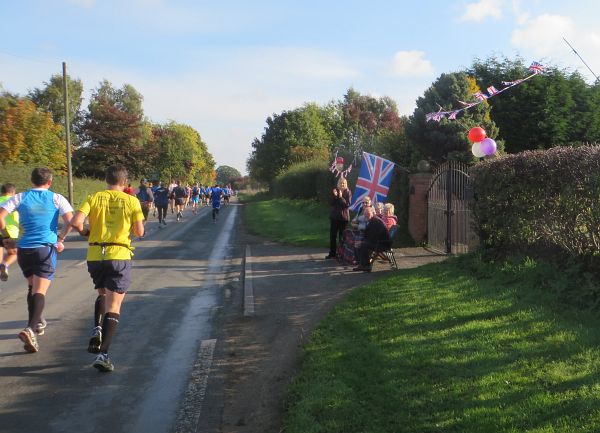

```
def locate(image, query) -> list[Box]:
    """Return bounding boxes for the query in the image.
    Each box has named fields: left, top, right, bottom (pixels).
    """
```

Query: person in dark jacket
left=353, top=206, right=391, bottom=272
left=153, top=181, right=170, bottom=226
left=325, top=177, right=352, bottom=259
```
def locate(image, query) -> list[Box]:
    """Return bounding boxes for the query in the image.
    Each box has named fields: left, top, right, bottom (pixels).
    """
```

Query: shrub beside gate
left=471, top=145, right=600, bottom=262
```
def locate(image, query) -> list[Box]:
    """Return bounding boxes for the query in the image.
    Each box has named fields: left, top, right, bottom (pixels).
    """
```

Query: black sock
left=27, top=286, right=33, bottom=324
left=28, top=293, right=45, bottom=329
left=94, top=295, right=105, bottom=328
left=100, top=312, right=120, bottom=354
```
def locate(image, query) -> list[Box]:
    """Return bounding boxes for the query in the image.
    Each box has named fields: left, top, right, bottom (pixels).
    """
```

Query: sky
left=1, top=0, right=599, bottom=175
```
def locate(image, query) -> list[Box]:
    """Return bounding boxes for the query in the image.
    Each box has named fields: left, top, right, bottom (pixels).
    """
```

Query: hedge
left=272, top=159, right=333, bottom=203
left=471, top=145, right=600, bottom=260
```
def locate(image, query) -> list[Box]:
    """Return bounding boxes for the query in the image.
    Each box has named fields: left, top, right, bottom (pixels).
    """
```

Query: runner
left=168, top=179, right=178, bottom=214
left=190, top=183, right=201, bottom=214
left=0, top=167, right=74, bottom=353
left=223, top=185, right=231, bottom=205
left=0, top=183, right=19, bottom=282
left=136, top=179, right=154, bottom=227
left=150, top=181, right=159, bottom=217
left=210, top=184, right=223, bottom=223
left=70, top=164, right=144, bottom=372
left=153, top=181, right=170, bottom=226
left=200, top=185, right=209, bottom=207
left=172, top=181, right=188, bottom=221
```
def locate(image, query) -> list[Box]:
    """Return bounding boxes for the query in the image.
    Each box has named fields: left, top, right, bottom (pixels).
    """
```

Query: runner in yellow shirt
left=70, top=164, right=145, bottom=372
left=0, top=183, right=19, bottom=282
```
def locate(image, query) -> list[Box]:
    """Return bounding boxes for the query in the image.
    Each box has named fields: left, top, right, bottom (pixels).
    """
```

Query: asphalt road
left=0, top=202, right=241, bottom=433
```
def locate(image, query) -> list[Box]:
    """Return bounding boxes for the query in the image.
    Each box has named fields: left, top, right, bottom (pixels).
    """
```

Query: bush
left=272, top=159, right=333, bottom=203
left=471, top=145, right=600, bottom=263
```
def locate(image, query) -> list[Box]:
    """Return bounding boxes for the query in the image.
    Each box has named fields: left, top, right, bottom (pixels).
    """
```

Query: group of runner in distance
left=0, top=166, right=233, bottom=372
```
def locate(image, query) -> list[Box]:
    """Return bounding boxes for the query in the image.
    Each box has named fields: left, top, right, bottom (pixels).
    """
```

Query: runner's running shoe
left=92, top=353, right=114, bottom=372
left=0, top=263, right=8, bottom=281
left=88, top=326, right=102, bottom=353
left=18, top=327, right=39, bottom=353
left=35, top=318, right=47, bottom=335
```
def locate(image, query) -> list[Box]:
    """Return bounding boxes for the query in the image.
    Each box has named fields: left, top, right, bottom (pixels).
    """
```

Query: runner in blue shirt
left=210, top=185, right=223, bottom=222
left=0, top=167, right=74, bottom=353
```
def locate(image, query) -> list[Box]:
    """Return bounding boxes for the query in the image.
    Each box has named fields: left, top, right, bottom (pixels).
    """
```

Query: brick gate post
left=408, top=173, right=433, bottom=244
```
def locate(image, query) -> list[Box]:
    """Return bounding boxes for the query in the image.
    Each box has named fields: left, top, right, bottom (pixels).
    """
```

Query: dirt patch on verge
left=217, top=233, right=446, bottom=433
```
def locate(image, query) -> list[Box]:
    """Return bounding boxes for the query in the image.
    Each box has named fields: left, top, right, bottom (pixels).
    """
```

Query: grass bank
left=284, top=254, right=600, bottom=433
left=1, top=164, right=107, bottom=207
left=243, top=197, right=329, bottom=247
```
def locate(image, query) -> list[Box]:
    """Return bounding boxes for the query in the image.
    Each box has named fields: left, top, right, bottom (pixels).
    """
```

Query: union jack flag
left=528, top=61, right=545, bottom=74
left=349, top=152, right=395, bottom=212
left=473, top=91, right=489, bottom=101
left=487, top=86, right=499, bottom=96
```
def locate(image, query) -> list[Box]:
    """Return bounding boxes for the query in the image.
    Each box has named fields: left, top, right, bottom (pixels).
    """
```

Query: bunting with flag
left=425, top=61, right=545, bottom=122
left=349, top=152, right=395, bottom=212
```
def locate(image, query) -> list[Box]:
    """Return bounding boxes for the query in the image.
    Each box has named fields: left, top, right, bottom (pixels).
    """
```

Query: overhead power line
left=563, top=37, right=600, bottom=83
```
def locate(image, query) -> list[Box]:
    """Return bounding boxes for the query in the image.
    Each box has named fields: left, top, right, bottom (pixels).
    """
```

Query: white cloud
left=510, top=0, right=529, bottom=25
left=511, top=13, right=600, bottom=82
left=389, top=51, right=434, bottom=77
left=511, top=14, right=574, bottom=56
left=460, top=0, right=504, bottom=22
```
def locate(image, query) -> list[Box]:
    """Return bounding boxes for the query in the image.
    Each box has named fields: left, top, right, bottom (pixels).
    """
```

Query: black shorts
left=175, top=198, right=185, bottom=206
left=17, top=246, right=57, bottom=280
left=87, top=260, right=132, bottom=294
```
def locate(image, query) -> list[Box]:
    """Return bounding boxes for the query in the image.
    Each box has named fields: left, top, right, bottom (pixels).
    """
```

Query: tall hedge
left=272, top=159, right=332, bottom=203
left=471, top=146, right=600, bottom=259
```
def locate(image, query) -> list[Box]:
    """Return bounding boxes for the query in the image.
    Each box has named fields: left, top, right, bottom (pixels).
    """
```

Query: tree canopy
left=216, top=165, right=242, bottom=185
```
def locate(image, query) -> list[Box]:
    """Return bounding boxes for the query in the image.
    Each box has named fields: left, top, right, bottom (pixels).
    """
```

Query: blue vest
left=18, top=190, right=60, bottom=248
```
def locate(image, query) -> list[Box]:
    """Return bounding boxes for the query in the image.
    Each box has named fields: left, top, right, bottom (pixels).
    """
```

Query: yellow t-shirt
left=0, top=195, right=19, bottom=239
left=78, top=190, right=144, bottom=261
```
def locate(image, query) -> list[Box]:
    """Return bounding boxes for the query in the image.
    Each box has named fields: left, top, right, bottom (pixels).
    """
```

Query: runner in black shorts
left=0, top=168, right=73, bottom=353
left=71, top=164, right=144, bottom=372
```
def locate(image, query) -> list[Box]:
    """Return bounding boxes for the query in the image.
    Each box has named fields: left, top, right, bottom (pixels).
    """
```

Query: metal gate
left=426, top=161, right=476, bottom=254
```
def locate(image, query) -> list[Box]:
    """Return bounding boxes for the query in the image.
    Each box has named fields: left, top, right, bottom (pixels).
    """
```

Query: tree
left=28, top=74, right=83, bottom=145
left=151, top=122, right=215, bottom=185
left=216, top=165, right=242, bottom=185
left=247, top=103, right=333, bottom=185
left=0, top=98, right=66, bottom=169
left=470, top=56, right=600, bottom=152
left=75, top=81, right=146, bottom=178
left=406, top=72, right=500, bottom=163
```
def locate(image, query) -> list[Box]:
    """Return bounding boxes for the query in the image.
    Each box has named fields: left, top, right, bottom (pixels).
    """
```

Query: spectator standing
left=325, top=177, right=351, bottom=259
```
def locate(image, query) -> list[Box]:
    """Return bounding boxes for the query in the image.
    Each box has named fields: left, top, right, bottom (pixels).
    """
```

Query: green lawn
left=243, top=198, right=329, bottom=247
left=284, top=254, right=600, bottom=433
left=1, top=164, right=107, bottom=208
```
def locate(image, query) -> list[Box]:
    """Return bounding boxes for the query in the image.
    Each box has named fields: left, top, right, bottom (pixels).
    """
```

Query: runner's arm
left=70, top=211, right=90, bottom=236
left=58, top=211, right=74, bottom=242
left=131, top=220, right=144, bottom=238
left=0, top=208, right=8, bottom=238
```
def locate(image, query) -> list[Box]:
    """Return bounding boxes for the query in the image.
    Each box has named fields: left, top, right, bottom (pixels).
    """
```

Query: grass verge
left=244, top=198, right=329, bottom=247
left=1, top=164, right=106, bottom=208
left=283, top=254, right=600, bottom=433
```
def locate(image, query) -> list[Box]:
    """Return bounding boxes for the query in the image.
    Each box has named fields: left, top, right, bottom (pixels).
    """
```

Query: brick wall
left=408, top=173, right=432, bottom=244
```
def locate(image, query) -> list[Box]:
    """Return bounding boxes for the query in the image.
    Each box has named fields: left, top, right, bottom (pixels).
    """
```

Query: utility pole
left=62, top=62, right=74, bottom=205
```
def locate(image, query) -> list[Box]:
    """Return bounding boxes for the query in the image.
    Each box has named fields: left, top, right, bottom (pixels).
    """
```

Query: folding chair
left=371, top=225, right=399, bottom=270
